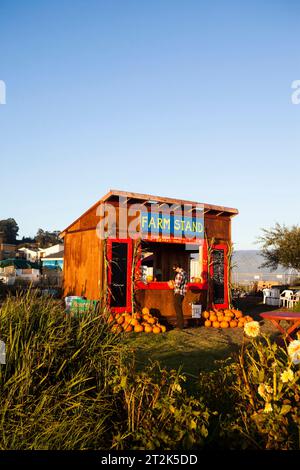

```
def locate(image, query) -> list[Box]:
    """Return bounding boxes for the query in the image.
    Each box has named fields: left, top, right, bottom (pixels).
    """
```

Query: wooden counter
left=135, top=284, right=207, bottom=322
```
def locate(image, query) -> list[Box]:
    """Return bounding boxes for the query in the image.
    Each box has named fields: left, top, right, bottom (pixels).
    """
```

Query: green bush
left=111, top=362, right=211, bottom=450
left=0, top=292, right=211, bottom=450
left=198, top=334, right=300, bottom=450
left=0, top=291, right=129, bottom=449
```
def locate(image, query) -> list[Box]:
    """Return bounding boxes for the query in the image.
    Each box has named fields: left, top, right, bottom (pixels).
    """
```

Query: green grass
left=123, top=298, right=282, bottom=392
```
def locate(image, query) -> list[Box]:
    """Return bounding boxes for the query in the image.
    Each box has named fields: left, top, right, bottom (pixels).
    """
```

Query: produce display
left=202, top=308, right=252, bottom=328
left=108, top=307, right=167, bottom=334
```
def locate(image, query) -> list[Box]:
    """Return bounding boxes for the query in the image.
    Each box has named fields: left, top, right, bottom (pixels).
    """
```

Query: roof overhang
left=60, top=189, right=239, bottom=237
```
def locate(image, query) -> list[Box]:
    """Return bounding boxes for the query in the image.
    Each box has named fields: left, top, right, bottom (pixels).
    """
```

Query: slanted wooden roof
left=60, top=189, right=238, bottom=237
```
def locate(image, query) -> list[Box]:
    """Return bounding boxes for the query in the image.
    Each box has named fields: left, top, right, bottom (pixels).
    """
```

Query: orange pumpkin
left=224, top=316, right=232, bottom=323
left=131, top=318, right=139, bottom=326
left=204, top=320, right=212, bottom=327
left=147, top=317, right=156, bottom=325
left=235, top=311, right=243, bottom=319
left=124, top=324, right=133, bottom=332
left=142, top=307, right=150, bottom=315
left=134, top=324, right=144, bottom=333
left=213, top=321, right=220, bottom=328
left=117, top=316, right=124, bottom=325
left=152, top=326, right=161, bottom=334
left=220, top=321, right=229, bottom=328
left=210, top=314, right=217, bottom=322
left=160, top=325, right=167, bottom=333
left=237, top=321, right=244, bottom=328
left=203, top=311, right=210, bottom=319
left=144, top=325, right=153, bottom=333
left=230, top=320, right=238, bottom=328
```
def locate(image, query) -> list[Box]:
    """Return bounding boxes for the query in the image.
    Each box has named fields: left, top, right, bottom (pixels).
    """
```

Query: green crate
left=68, top=298, right=98, bottom=316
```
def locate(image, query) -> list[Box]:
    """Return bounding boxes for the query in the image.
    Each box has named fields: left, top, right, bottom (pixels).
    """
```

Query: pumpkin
left=244, top=316, right=252, bottom=323
left=224, top=316, right=232, bottom=323
left=220, top=321, right=229, bottom=328
left=134, top=324, right=144, bottom=333
left=237, top=321, right=244, bottom=328
left=144, top=325, right=153, bottom=333
left=204, top=320, right=212, bottom=327
left=124, top=314, right=132, bottom=324
left=152, top=326, right=161, bottom=334
left=203, top=311, right=210, bottom=319
left=230, top=320, right=238, bottom=328
left=160, top=325, right=167, bottom=333
left=131, top=318, right=139, bottom=326
left=210, top=314, right=217, bottom=322
left=234, top=310, right=243, bottom=319
left=142, top=307, right=150, bottom=315
left=213, top=321, right=220, bottom=328
left=147, top=317, right=156, bottom=325
left=117, top=316, right=124, bottom=325
left=124, top=324, right=133, bottom=332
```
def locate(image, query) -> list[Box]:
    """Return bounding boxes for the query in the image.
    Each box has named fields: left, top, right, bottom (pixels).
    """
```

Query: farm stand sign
left=140, top=211, right=204, bottom=241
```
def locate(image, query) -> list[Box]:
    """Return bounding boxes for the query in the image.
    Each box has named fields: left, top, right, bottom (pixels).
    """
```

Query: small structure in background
left=0, top=242, right=17, bottom=261
left=40, top=249, right=64, bottom=289
left=18, top=242, right=64, bottom=263
left=41, top=249, right=64, bottom=270
left=0, top=259, right=40, bottom=285
left=17, top=246, right=40, bottom=262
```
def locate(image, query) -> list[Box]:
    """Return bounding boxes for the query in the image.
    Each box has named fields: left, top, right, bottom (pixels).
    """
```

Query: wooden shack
left=60, top=190, right=238, bottom=322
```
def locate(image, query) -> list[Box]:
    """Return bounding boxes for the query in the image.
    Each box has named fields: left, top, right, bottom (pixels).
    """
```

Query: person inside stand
left=170, top=263, right=188, bottom=330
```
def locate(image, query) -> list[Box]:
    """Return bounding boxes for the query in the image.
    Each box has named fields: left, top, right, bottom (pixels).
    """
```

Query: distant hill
left=231, top=250, right=299, bottom=284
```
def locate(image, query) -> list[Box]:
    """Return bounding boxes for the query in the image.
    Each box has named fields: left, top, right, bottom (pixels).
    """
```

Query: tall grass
left=0, top=291, right=130, bottom=449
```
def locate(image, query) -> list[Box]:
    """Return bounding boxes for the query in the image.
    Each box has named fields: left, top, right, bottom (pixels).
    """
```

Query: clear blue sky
left=0, top=0, right=299, bottom=249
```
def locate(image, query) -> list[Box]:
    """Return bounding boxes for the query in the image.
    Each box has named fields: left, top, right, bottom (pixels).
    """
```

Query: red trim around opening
left=107, top=238, right=133, bottom=313
left=210, top=243, right=229, bottom=310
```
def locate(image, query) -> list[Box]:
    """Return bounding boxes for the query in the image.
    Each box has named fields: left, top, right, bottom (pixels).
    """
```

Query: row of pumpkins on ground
left=108, top=307, right=167, bottom=334
left=202, top=308, right=252, bottom=328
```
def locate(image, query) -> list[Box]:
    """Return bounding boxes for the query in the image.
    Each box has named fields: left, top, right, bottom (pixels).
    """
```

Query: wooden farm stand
left=60, top=190, right=238, bottom=325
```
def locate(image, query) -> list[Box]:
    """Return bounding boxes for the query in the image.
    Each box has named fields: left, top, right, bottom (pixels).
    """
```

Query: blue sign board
left=140, top=211, right=204, bottom=240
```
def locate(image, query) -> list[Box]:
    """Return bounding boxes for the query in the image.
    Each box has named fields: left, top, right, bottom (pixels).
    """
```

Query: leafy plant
left=111, top=362, right=211, bottom=450
left=220, top=334, right=300, bottom=449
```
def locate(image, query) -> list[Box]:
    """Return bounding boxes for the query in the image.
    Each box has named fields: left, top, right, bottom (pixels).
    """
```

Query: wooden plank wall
left=63, top=229, right=102, bottom=299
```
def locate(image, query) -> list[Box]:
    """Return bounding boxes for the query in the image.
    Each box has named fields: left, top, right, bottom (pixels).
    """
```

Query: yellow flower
left=263, top=403, right=273, bottom=413
left=258, top=383, right=273, bottom=400
left=258, top=384, right=267, bottom=399
left=287, top=340, right=300, bottom=364
left=244, top=321, right=260, bottom=338
left=280, top=369, right=294, bottom=383
left=265, top=384, right=273, bottom=394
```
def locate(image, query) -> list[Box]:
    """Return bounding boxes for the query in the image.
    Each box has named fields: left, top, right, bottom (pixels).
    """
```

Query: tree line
left=0, top=219, right=61, bottom=248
